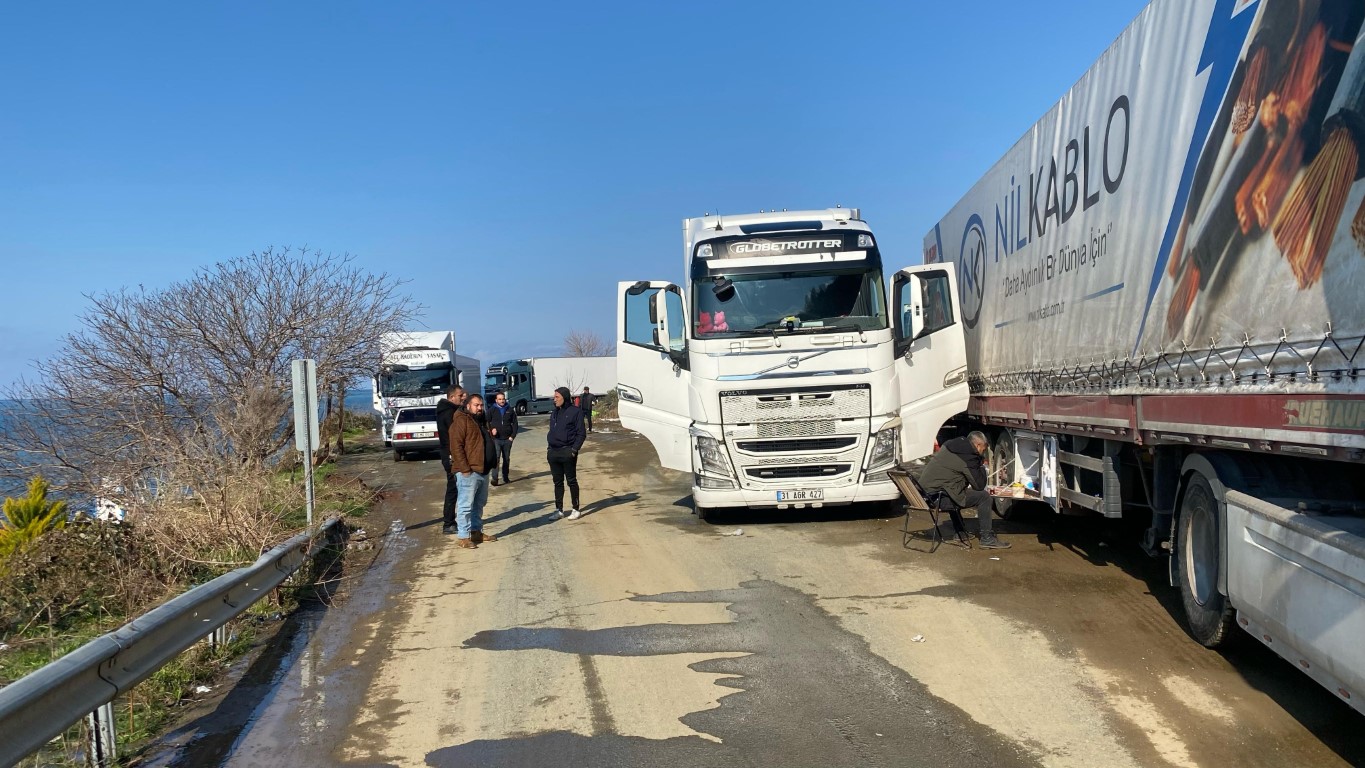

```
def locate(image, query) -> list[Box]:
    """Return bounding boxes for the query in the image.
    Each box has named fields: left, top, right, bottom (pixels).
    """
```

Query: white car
left=392, top=406, right=440, bottom=461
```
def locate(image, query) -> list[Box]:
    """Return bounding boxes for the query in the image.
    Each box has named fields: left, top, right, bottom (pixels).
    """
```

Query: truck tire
left=516, top=400, right=528, bottom=416
left=990, top=430, right=1016, bottom=519
left=694, top=501, right=712, bottom=522
left=1173, top=472, right=1235, bottom=647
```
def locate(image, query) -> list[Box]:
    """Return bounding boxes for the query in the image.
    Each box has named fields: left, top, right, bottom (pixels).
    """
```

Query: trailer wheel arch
left=1171, top=452, right=1248, bottom=647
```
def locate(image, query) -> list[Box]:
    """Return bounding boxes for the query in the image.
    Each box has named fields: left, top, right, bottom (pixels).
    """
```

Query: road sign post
left=292, top=359, right=321, bottom=529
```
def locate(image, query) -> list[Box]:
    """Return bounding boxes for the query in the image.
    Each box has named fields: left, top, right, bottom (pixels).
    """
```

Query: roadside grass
left=2, top=454, right=373, bottom=766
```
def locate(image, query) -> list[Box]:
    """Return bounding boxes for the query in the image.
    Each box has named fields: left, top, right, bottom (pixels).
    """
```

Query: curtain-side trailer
left=926, top=0, right=1365, bottom=714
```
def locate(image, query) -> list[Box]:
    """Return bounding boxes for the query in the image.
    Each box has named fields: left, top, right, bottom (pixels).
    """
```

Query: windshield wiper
left=788, top=323, right=863, bottom=335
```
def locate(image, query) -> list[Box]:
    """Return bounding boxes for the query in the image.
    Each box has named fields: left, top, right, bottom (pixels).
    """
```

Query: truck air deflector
left=739, top=220, right=824, bottom=234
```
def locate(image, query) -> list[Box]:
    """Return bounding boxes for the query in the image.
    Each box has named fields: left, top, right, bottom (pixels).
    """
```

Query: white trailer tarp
left=532, top=357, right=618, bottom=400
left=925, top=0, right=1365, bottom=394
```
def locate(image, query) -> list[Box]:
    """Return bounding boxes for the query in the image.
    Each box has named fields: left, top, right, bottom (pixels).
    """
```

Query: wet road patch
left=440, top=579, right=1036, bottom=768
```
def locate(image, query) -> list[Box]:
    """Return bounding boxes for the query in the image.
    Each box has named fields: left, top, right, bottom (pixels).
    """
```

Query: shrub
left=0, top=476, right=69, bottom=560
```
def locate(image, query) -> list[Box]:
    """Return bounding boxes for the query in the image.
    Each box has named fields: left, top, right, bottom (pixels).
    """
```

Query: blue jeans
left=455, top=472, right=489, bottom=539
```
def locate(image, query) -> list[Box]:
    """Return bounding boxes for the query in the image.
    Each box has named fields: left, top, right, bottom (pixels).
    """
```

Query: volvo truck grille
left=720, top=384, right=870, bottom=423
left=735, top=437, right=857, bottom=453
left=720, top=384, right=871, bottom=489
left=745, top=464, right=852, bottom=480
left=756, top=420, right=835, bottom=438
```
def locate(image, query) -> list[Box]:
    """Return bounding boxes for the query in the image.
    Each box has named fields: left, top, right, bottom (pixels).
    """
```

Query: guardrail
left=0, top=516, right=345, bottom=768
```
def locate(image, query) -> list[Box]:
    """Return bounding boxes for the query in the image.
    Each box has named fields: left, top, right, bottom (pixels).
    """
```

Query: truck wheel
left=694, top=501, right=711, bottom=522
left=516, top=401, right=528, bottom=416
left=990, top=431, right=1016, bottom=519
left=1173, top=472, right=1235, bottom=647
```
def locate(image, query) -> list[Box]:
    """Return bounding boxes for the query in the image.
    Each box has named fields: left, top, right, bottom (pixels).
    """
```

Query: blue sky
left=0, top=0, right=1148, bottom=385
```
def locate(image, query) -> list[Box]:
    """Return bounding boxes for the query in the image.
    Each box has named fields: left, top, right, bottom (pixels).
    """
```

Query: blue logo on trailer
left=958, top=214, right=987, bottom=329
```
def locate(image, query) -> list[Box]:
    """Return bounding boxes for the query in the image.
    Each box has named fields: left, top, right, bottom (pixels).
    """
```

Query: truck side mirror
left=908, top=277, right=926, bottom=340
left=654, top=287, right=689, bottom=368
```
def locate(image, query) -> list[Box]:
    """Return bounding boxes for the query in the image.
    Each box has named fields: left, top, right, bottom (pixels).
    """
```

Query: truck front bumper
left=693, top=475, right=900, bottom=509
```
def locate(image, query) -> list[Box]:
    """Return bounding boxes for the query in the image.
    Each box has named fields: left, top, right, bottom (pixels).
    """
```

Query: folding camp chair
left=887, top=467, right=971, bottom=552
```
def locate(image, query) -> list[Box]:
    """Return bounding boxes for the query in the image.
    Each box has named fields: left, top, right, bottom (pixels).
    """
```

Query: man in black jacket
left=435, top=386, right=466, bottom=534
left=579, top=386, right=595, bottom=433
left=919, top=431, right=1010, bottom=549
left=546, top=386, right=587, bottom=520
left=485, top=391, right=518, bottom=485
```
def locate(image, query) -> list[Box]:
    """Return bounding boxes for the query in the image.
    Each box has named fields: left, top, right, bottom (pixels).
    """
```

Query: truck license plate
left=776, top=489, right=823, bottom=502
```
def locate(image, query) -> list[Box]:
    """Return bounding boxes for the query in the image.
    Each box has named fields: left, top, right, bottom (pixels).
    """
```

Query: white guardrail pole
left=0, top=516, right=342, bottom=768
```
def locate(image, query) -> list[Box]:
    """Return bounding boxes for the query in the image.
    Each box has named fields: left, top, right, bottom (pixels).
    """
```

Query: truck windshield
left=484, top=372, right=508, bottom=391
left=381, top=368, right=453, bottom=398
left=692, top=267, right=888, bottom=337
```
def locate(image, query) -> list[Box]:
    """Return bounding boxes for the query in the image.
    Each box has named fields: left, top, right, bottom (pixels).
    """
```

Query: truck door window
left=919, top=270, right=954, bottom=335
left=624, top=286, right=662, bottom=349
left=663, top=289, right=686, bottom=352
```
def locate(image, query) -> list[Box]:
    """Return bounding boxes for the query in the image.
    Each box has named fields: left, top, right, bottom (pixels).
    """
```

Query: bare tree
left=0, top=247, right=419, bottom=560
left=564, top=329, right=613, bottom=357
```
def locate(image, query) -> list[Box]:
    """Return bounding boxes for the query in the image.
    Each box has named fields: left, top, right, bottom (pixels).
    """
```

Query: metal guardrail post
left=86, top=701, right=116, bottom=768
left=0, top=516, right=343, bottom=767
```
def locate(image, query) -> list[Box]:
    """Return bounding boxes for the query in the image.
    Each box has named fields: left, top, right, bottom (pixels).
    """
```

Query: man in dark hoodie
left=449, top=394, right=499, bottom=548
left=485, top=391, right=518, bottom=486
left=436, top=386, right=466, bottom=535
left=546, top=386, right=586, bottom=520
left=918, top=431, right=1010, bottom=549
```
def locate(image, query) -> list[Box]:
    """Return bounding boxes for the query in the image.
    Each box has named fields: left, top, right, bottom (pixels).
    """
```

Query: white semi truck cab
left=617, top=208, right=969, bottom=518
left=372, top=331, right=465, bottom=445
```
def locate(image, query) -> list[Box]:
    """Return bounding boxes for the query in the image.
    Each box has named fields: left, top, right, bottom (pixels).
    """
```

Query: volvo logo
left=958, top=213, right=986, bottom=329
left=787, top=356, right=800, bottom=369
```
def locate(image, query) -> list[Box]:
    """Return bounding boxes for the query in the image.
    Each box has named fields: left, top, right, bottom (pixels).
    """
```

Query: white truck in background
left=372, top=331, right=481, bottom=445
left=925, top=0, right=1365, bottom=713
left=483, top=357, right=617, bottom=415
left=617, top=207, right=969, bottom=519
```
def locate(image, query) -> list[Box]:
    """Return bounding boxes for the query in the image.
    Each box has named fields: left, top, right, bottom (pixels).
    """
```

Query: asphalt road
left=149, top=416, right=1365, bottom=768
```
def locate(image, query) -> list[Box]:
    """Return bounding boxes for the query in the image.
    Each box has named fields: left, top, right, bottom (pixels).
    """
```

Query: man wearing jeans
left=436, top=386, right=466, bottom=535
left=918, top=431, right=1010, bottom=549
left=448, top=394, right=499, bottom=548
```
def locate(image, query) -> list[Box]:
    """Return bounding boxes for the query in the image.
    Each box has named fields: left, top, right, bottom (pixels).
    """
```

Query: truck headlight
left=695, top=434, right=734, bottom=478
left=696, top=473, right=735, bottom=490
left=868, top=426, right=898, bottom=469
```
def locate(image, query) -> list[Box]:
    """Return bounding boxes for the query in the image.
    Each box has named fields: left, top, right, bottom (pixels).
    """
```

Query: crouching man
left=919, top=431, right=1010, bottom=549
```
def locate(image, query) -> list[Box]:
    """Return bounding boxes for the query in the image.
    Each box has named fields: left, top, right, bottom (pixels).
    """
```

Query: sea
left=0, top=389, right=382, bottom=511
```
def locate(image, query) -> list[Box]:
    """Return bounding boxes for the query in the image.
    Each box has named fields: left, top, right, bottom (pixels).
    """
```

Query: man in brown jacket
left=449, top=394, right=499, bottom=548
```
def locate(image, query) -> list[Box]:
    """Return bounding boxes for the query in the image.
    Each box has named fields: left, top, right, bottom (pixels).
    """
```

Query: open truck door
left=616, top=281, right=692, bottom=471
left=891, top=265, right=969, bottom=462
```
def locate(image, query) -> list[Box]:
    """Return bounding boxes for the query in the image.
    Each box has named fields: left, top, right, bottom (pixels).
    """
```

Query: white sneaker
left=566, top=508, right=582, bottom=520
left=550, top=509, right=564, bottom=519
